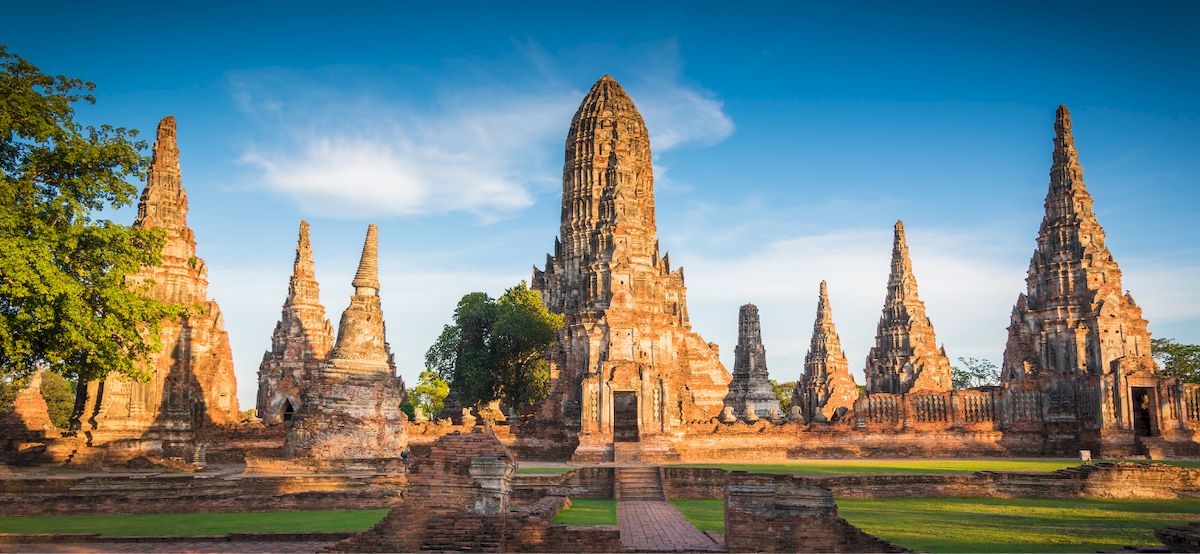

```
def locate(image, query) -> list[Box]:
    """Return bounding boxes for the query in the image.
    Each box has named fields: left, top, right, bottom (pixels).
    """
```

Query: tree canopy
left=952, top=357, right=999, bottom=389
left=409, top=369, right=450, bottom=417
left=425, top=282, right=563, bottom=413
left=0, top=45, right=180, bottom=384
left=1152, top=338, right=1199, bottom=384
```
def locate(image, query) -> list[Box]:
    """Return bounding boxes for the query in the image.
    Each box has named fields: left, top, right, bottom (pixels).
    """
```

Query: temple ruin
left=284, top=224, right=407, bottom=463
left=531, top=75, right=731, bottom=462
left=794, top=281, right=860, bottom=422
left=71, top=116, right=239, bottom=457
left=1001, top=105, right=1193, bottom=454
left=256, top=220, right=335, bottom=425
left=864, top=220, right=954, bottom=394
left=724, top=304, right=780, bottom=419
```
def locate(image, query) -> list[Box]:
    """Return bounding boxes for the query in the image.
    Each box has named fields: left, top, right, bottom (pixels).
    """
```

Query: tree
left=0, top=45, right=181, bottom=385
left=771, top=379, right=796, bottom=413
left=39, top=370, right=74, bottom=428
left=1152, top=338, right=1200, bottom=384
left=410, top=369, right=450, bottom=416
left=426, top=282, right=563, bottom=414
left=952, top=357, right=999, bottom=389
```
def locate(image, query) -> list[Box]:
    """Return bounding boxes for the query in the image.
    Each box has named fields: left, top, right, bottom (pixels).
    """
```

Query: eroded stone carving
left=724, top=304, right=781, bottom=419
left=256, top=220, right=335, bottom=425
left=795, top=281, right=860, bottom=421
left=284, top=224, right=407, bottom=462
left=864, top=221, right=953, bottom=394
left=530, top=75, right=731, bottom=459
left=73, top=116, right=239, bottom=452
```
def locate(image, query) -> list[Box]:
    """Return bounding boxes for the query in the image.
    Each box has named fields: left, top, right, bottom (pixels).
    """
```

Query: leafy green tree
left=426, top=282, right=563, bottom=414
left=1152, top=338, right=1200, bottom=384
left=38, top=370, right=75, bottom=428
left=771, top=379, right=796, bottom=413
left=410, top=369, right=450, bottom=416
left=0, top=45, right=181, bottom=385
left=952, top=357, right=999, bottom=389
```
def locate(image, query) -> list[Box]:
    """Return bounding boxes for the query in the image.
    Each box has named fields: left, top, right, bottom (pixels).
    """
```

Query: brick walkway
left=617, top=500, right=721, bottom=552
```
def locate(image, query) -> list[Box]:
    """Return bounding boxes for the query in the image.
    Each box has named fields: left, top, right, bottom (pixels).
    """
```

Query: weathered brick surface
left=71, top=116, right=239, bottom=459
left=333, top=430, right=515, bottom=552
left=724, top=472, right=907, bottom=553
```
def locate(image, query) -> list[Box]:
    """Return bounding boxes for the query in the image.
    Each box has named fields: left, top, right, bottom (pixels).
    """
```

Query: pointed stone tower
left=795, top=281, right=860, bottom=421
left=724, top=304, right=780, bottom=419
left=1003, top=106, right=1164, bottom=444
left=864, top=221, right=953, bottom=394
left=256, top=221, right=336, bottom=425
left=74, top=116, right=239, bottom=453
left=531, top=75, right=730, bottom=460
left=285, top=224, right=406, bottom=463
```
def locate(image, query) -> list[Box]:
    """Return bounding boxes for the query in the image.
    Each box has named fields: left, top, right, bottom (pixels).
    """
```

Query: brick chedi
left=864, top=221, right=953, bottom=394
left=74, top=116, right=239, bottom=451
left=1002, top=106, right=1168, bottom=447
left=284, top=224, right=407, bottom=462
left=795, top=281, right=860, bottom=422
left=256, top=220, right=335, bottom=425
left=531, top=75, right=730, bottom=460
left=1, top=371, right=60, bottom=455
left=724, top=304, right=781, bottom=419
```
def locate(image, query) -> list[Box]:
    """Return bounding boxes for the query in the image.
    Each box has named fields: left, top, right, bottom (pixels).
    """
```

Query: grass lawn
left=670, top=499, right=724, bottom=532
left=670, top=459, right=1200, bottom=476
left=516, top=466, right=574, bottom=475
left=839, top=497, right=1200, bottom=553
left=0, top=509, right=389, bottom=537
left=551, top=499, right=617, bottom=526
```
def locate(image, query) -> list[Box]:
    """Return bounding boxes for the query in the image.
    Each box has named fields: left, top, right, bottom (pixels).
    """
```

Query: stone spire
left=256, top=220, right=336, bottom=425
left=327, top=224, right=390, bottom=364
left=864, top=220, right=953, bottom=394
left=795, top=281, right=859, bottom=421
left=1002, top=106, right=1155, bottom=397
left=135, top=116, right=189, bottom=233
left=74, top=115, right=239, bottom=451
left=529, top=75, right=730, bottom=456
left=284, top=224, right=406, bottom=461
left=724, top=304, right=780, bottom=419
left=352, top=223, right=381, bottom=293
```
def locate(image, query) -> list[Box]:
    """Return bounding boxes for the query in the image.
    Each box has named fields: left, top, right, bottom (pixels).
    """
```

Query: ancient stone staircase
left=616, top=466, right=665, bottom=500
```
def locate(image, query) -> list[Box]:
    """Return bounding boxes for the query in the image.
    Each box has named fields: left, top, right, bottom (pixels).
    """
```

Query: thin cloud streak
left=231, top=42, right=735, bottom=222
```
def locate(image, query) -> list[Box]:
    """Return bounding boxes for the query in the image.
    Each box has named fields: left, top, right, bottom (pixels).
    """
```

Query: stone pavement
left=617, top=500, right=722, bottom=552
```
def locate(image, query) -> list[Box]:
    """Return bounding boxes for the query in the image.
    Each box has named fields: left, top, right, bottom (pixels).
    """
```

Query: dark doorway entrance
left=1131, top=387, right=1155, bottom=437
left=283, top=400, right=296, bottom=422
left=613, top=392, right=639, bottom=442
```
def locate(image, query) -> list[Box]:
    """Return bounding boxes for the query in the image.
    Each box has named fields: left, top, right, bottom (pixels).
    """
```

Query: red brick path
left=617, top=500, right=721, bottom=552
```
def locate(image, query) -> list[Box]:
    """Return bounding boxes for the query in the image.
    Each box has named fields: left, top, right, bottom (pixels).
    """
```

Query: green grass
left=670, top=459, right=1200, bottom=476
left=552, top=499, right=617, bottom=526
left=0, top=509, right=389, bottom=537
left=839, top=497, right=1200, bottom=553
left=670, top=499, right=724, bottom=532
left=516, top=466, right=574, bottom=475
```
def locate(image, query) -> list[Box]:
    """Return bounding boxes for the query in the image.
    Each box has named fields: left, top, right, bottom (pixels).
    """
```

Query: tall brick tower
left=532, top=75, right=730, bottom=461
left=864, top=220, right=953, bottom=394
left=1002, top=106, right=1178, bottom=453
left=256, top=220, right=335, bottom=424
left=74, top=116, right=239, bottom=456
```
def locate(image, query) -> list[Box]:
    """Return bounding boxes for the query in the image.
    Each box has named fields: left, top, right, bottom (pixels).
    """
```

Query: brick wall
left=723, top=472, right=907, bottom=553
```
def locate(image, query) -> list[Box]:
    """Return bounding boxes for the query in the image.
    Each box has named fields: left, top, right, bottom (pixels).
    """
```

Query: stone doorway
left=613, top=391, right=639, bottom=442
left=282, top=400, right=296, bottom=422
left=1131, top=387, right=1155, bottom=437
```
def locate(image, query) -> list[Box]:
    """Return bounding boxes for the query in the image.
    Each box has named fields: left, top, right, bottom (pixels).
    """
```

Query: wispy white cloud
left=229, top=41, right=735, bottom=222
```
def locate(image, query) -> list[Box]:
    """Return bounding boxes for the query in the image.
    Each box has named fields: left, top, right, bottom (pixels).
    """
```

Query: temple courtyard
left=3, top=7, right=1200, bottom=551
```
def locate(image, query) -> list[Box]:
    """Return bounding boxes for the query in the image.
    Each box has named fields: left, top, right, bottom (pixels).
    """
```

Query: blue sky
left=7, top=1, right=1199, bottom=406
